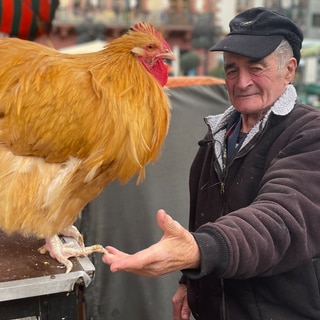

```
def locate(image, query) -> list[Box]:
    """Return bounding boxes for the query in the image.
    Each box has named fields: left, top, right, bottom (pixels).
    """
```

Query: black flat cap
left=210, top=7, right=303, bottom=64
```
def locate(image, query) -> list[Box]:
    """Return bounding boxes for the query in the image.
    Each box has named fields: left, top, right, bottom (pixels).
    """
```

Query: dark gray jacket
left=183, top=93, right=320, bottom=319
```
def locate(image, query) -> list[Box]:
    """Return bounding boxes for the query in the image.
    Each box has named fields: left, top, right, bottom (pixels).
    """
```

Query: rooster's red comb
left=129, top=22, right=161, bottom=38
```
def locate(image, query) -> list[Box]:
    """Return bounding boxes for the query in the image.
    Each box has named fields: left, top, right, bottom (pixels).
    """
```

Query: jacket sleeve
left=184, top=105, right=320, bottom=280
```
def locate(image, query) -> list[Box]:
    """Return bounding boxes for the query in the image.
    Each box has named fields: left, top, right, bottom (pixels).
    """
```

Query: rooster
left=0, top=22, right=174, bottom=272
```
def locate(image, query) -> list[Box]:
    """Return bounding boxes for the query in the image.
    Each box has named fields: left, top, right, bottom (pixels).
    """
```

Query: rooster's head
left=129, top=22, right=175, bottom=86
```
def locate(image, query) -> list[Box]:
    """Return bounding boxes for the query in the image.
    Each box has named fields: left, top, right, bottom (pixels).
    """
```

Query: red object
left=0, top=0, right=59, bottom=40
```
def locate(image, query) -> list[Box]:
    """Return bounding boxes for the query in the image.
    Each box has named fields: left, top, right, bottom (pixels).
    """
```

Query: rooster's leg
left=38, top=226, right=107, bottom=273
left=59, top=225, right=85, bottom=248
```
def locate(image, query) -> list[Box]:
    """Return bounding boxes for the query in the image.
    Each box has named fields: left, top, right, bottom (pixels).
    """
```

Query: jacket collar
left=204, top=84, right=297, bottom=167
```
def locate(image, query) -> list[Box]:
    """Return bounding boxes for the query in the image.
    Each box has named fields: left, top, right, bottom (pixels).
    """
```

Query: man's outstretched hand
left=102, top=209, right=200, bottom=277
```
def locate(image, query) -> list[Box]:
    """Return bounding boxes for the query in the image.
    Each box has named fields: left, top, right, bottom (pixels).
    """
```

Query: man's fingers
left=181, top=301, right=191, bottom=320
left=105, top=246, right=124, bottom=255
left=156, top=209, right=170, bottom=230
left=102, top=246, right=129, bottom=268
left=157, top=209, right=184, bottom=237
left=172, top=284, right=190, bottom=320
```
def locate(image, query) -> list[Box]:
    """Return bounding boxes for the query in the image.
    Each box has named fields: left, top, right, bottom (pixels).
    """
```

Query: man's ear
left=286, top=57, right=298, bottom=83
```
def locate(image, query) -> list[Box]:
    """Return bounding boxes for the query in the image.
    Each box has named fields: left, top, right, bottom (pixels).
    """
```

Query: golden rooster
left=0, top=22, right=174, bottom=272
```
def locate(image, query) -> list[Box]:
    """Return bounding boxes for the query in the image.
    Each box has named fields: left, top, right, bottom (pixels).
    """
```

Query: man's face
left=223, top=52, right=296, bottom=116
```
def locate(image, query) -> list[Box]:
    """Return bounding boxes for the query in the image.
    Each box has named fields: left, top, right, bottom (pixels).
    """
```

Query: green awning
left=305, top=83, right=320, bottom=95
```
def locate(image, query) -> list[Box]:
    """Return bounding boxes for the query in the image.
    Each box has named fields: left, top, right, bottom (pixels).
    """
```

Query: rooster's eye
left=147, top=45, right=154, bottom=51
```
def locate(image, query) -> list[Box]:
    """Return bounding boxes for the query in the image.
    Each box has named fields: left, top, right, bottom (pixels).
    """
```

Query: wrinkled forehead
left=223, top=52, right=271, bottom=66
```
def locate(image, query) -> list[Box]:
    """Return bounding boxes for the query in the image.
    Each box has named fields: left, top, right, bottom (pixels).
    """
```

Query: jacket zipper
left=221, top=278, right=227, bottom=320
left=209, top=115, right=268, bottom=319
left=215, top=140, right=258, bottom=320
left=212, top=142, right=227, bottom=194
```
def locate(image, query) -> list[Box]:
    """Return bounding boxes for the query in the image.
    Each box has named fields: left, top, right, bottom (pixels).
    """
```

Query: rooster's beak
left=160, top=49, right=175, bottom=61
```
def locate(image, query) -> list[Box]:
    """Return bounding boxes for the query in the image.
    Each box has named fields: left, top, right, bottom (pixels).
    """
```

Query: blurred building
left=37, top=0, right=316, bottom=76
left=39, top=0, right=260, bottom=74
left=51, top=0, right=223, bottom=51
left=52, top=0, right=269, bottom=43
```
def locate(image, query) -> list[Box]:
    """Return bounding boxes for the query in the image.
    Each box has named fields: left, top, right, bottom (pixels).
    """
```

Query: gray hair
left=273, top=39, right=294, bottom=72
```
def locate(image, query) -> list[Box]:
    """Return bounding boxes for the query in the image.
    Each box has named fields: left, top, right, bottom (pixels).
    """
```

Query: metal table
left=0, top=230, right=95, bottom=320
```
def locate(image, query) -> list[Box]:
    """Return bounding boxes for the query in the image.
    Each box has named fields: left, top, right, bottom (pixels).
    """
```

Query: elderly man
left=103, top=7, right=320, bottom=320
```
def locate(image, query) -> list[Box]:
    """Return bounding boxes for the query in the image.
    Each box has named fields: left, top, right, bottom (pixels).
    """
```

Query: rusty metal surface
left=0, top=230, right=83, bottom=282
left=0, top=230, right=95, bottom=302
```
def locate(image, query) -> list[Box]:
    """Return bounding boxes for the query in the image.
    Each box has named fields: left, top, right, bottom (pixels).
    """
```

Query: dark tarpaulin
left=0, top=0, right=59, bottom=40
left=77, top=77, right=229, bottom=320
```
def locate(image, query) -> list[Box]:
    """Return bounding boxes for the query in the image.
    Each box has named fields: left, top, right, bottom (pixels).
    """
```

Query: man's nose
left=236, top=70, right=253, bottom=89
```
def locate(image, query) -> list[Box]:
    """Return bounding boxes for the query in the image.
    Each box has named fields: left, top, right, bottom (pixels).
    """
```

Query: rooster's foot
left=39, top=227, right=107, bottom=273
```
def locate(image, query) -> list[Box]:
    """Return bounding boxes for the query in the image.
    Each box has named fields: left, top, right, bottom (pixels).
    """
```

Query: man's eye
left=226, top=70, right=237, bottom=78
left=251, top=67, right=263, bottom=73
